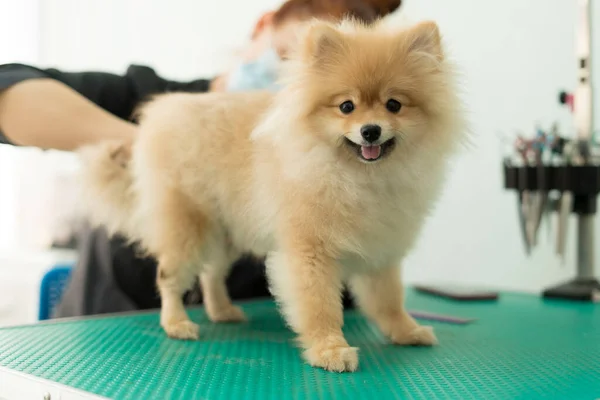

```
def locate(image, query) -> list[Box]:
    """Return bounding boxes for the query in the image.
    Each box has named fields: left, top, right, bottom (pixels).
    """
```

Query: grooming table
left=0, top=290, right=598, bottom=400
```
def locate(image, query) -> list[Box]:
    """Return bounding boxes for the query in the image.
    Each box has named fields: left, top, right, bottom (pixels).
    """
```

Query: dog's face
left=277, top=20, right=463, bottom=166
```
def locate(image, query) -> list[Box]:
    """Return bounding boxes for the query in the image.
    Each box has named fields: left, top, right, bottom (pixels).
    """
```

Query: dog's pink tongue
left=361, top=145, right=381, bottom=160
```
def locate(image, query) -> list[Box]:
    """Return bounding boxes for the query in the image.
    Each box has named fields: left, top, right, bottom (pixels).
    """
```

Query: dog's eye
left=385, top=99, right=402, bottom=113
left=339, top=100, right=355, bottom=115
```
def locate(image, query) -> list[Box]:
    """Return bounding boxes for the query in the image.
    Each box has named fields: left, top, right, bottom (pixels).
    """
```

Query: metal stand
left=543, top=207, right=600, bottom=302
left=577, top=214, right=595, bottom=279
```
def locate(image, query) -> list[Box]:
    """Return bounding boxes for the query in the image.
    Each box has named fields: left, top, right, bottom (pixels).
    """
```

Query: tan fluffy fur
left=79, top=19, right=467, bottom=372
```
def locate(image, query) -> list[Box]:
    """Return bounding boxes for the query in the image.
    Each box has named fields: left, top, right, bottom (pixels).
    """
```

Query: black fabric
left=0, top=62, right=355, bottom=316
left=53, top=222, right=137, bottom=318
left=110, top=235, right=162, bottom=310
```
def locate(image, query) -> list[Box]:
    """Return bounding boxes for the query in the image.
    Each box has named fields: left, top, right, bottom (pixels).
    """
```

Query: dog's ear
left=301, top=21, right=345, bottom=62
left=404, top=21, right=443, bottom=62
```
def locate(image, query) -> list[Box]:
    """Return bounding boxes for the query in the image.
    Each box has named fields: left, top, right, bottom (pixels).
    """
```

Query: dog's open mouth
left=344, top=137, right=396, bottom=162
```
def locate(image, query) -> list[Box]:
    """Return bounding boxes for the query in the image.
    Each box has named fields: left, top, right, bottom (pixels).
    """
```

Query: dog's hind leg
left=199, top=234, right=247, bottom=323
left=200, top=270, right=247, bottom=323
left=151, top=189, right=208, bottom=341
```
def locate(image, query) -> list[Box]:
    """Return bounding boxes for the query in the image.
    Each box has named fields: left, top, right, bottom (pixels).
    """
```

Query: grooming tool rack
left=504, top=162, right=600, bottom=301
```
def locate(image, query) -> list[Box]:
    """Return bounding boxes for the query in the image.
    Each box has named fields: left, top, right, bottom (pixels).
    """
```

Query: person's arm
left=0, top=78, right=136, bottom=151
left=0, top=63, right=211, bottom=151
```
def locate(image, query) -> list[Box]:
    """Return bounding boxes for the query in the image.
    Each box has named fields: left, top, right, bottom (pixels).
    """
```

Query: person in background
left=0, top=0, right=402, bottom=318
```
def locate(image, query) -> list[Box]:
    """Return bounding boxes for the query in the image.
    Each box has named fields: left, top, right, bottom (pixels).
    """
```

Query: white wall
left=0, top=0, right=40, bottom=251
left=0, top=0, right=78, bottom=327
left=40, top=0, right=285, bottom=78
left=34, top=0, right=600, bottom=292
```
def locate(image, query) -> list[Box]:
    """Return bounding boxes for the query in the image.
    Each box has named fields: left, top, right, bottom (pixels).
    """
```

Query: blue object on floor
left=38, top=264, right=73, bottom=321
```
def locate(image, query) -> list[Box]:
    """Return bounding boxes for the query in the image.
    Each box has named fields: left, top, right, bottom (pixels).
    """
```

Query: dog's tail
left=78, top=140, right=139, bottom=238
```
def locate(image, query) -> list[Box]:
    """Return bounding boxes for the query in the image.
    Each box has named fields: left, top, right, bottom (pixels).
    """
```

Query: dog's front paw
left=303, top=337, right=359, bottom=372
left=207, top=305, right=248, bottom=323
left=162, top=320, right=200, bottom=340
left=390, top=324, right=438, bottom=346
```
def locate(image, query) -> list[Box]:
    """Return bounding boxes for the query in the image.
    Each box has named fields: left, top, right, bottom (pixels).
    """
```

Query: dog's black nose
left=360, top=124, right=381, bottom=143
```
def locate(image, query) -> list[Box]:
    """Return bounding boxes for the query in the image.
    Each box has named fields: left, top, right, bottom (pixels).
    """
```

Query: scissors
left=555, top=140, right=578, bottom=262
left=530, top=127, right=549, bottom=247
left=514, top=135, right=533, bottom=254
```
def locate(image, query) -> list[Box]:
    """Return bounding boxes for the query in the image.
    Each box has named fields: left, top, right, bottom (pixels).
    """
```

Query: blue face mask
left=226, top=47, right=282, bottom=92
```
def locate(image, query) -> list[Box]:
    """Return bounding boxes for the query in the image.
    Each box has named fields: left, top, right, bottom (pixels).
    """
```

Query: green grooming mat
left=0, top=289, right=598, bottom=399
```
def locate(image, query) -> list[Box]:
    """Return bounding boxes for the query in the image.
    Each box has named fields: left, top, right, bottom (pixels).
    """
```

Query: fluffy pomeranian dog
left=80, top=18, right=467, bottom=372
